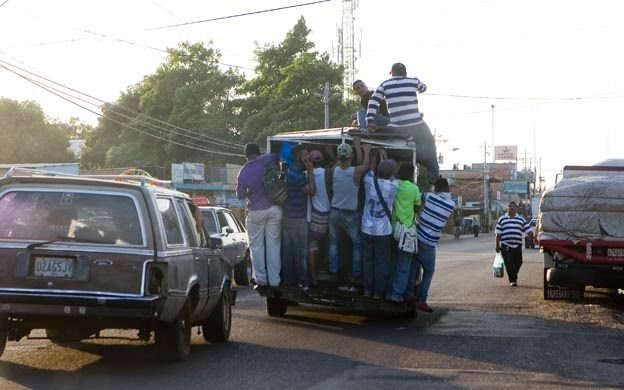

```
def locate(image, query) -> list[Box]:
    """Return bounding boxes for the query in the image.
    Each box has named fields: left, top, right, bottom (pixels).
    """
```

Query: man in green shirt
left=388, top=163, right=422, bottom=302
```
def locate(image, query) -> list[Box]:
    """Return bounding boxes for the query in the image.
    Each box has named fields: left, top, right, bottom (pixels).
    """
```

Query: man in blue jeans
left=411, top=178, right=455, bottom=312
left=352, top=80, right=389, bottom=130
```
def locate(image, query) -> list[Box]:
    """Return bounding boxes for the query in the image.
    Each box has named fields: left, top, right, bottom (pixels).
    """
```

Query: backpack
left=263, top=163, right=287, bottom=205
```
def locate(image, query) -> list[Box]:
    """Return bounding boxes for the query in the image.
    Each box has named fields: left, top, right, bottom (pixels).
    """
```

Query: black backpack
left=263, top=163, right=287, bottom=205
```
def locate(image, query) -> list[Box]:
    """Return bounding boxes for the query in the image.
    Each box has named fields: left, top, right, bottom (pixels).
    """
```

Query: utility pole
left=315, top=82, right=339, bottom=129
left=483, top=140, right=490, bottom=232
left=491, top=104, right=495, bottom=164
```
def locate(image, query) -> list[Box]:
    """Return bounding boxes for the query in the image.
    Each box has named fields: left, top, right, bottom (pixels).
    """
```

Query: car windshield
left=0, top=190, right=143, bottom=245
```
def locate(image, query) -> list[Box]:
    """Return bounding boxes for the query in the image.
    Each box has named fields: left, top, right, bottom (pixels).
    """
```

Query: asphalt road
left=0, top=234, right=623, bottom=389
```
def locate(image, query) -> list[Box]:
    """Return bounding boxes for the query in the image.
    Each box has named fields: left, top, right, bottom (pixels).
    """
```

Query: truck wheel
left=155, top=301, right=191, bottom=361
left=234, top=254, right=250, bottom=286
left=202, top=284, right=232, bottom=342
left=266, top=297, right=288, bottom=317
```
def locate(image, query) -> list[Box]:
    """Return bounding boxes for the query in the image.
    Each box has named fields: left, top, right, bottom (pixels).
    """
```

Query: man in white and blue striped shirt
left=495, top=201, right=532, bottom=286
left=366, top=62, right=439, bottom=184
left=408, top=178, right=455, bottom=312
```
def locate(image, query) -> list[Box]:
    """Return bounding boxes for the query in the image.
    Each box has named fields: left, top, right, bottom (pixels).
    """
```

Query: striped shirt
left=366, top=76, right=427, bottom=128
left=417, top=192, right=455, bottom=246
left=495, top=213, right=532, bottom=248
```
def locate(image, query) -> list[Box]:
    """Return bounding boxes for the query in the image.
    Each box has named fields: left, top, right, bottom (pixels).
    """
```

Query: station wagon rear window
left=0, top=190, right=144, bottom=245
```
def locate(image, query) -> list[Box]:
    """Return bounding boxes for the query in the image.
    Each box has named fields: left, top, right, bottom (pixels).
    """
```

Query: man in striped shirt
left=366, top=62, right=439, bottom=184
left=495, top=201, right=532, bottom=286
left=411, top=178, right=455, bottom=312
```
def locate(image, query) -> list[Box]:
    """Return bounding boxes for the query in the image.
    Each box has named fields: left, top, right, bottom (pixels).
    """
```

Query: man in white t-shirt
left=307, top=150, right=330, bottom=286
left=361, top=156, right=398, bottom=299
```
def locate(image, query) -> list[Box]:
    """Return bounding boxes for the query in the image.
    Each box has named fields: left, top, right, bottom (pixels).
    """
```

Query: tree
left=80, top=42, right=246, bottom=169
left=240, top=17, right=358, bottom=143
left=0, top=98, right=74, bottom=164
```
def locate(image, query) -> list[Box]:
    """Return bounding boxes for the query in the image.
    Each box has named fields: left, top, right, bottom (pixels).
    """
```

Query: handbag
left=492, top=252, right=505, bottom=278
left=374, top=177, right=418, bottom=254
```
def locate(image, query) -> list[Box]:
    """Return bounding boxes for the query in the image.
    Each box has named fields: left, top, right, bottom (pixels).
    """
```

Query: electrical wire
left=0, top=56, right=246, bottom=150
left=427, top=92, right=624, bottom=101
left=0, top=0, right=10, bottom=9
left=146, top=0, right=332, bottom=31
left=0, top=62, right=245, bottom=157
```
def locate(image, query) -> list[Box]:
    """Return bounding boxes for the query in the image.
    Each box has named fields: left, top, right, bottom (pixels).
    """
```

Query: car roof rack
left=3, top=167, right=173, bottom=189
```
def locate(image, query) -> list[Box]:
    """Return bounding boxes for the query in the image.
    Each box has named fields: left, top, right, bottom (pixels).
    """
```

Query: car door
left=215, top=209, right=240, bottom=267
left=222, top=210, right=248, bottom=265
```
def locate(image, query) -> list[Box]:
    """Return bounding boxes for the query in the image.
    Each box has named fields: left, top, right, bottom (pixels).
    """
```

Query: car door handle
left=194, top=256, right=200, bottom=262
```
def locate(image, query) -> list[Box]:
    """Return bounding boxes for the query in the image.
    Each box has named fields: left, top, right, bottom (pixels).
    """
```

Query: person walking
left=366, top=62, right=439, bottom=184
left=495, top=201, right=532, bottom=286
left=236, top=143, right=282, bottom=288
left=413, top=178, right=455, bottom=312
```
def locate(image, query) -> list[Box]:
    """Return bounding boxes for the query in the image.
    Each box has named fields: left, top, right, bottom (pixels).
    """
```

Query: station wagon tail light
left=147, top=264, right=167, bottom=295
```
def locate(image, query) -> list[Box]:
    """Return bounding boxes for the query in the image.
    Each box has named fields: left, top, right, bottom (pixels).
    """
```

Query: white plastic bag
left=492, top=252, right=505, bottom=278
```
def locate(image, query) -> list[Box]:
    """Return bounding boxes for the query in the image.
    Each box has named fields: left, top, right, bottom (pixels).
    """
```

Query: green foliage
left=0, top=98, right=74, bottom=164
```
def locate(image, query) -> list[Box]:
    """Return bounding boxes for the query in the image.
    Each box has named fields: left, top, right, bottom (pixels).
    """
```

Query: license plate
left=607, top=248, right=624, bottom=257
left=33, top=257, right=75, bottom=278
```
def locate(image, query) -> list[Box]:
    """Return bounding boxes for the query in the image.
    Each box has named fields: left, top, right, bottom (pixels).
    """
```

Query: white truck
left=538, top=161, right=624, bottom=300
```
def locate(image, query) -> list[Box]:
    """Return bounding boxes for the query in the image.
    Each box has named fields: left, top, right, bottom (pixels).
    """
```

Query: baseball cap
left=309, top=150, right=323, bottom=163
left=378, top=159, right=397, bottom=179
left=390, top=62, right=407, bottom=75
left=336, top=143, right=353, bottom=158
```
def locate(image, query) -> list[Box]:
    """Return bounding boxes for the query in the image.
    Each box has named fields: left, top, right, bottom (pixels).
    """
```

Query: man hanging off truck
left=366, top=62, right=440, bottom=185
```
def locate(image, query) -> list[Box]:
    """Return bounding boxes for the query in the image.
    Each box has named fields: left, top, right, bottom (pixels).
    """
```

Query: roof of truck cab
left=268, top=127, right=416, bottom=150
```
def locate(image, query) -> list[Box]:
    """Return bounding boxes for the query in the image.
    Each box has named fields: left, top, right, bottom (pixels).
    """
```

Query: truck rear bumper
left=546, top=266, right=624, bottom=289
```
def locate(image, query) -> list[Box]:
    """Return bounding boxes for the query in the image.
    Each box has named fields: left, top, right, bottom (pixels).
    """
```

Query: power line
left=427, top=91, right=624, bottom=101
left=0, top=56, right=246, bottom=150
left=0, top=0, right=10, bottom=9
left=146, top=0, right=331, bottom=31
left=0, top=60, right=245, bottom=157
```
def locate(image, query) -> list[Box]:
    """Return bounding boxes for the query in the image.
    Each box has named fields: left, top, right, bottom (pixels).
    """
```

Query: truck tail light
left=147, top=264, right=166, bottom=295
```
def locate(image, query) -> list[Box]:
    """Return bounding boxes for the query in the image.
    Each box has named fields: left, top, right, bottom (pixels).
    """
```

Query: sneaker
left=372, top=293, right=382, bottom=300
left=510, top=282, right=518, bottom=287
left=363, top=290, right=373, bottom=298
left=337, top=285, right=350, bottom=292
left=416, top=303, right=433, bottom=313
left=388, top=296, right=403, bottom=303
left=298, top=283, right=310, bottom=292
left=347, top=286, right=359, bottom=293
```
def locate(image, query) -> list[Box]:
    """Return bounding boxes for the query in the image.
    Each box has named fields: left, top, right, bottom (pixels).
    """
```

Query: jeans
left=388, top=247, right=415, bottom=300
left=357, top=109, right=390, bottom=129
left=281, top=217, right=309, bottom=286
left=328, top=208, right=361, bottom=279
left=395, top=121, right=439, bottom=184
left=415, top=241, right=436, bottom=304
left=362, top=233, right=392, bottom=296
left=246, top=206, right=282, bottom=287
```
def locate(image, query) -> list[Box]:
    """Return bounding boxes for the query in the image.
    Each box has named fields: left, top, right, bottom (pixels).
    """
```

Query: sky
left=1, top=0, right=623, bottom=187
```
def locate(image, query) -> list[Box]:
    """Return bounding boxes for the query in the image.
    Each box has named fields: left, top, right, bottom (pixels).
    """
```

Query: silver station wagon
left=0, top=169, right=234, bottom=361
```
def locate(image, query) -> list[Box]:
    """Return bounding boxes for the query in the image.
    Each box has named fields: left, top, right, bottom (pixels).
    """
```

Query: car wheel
left=202, top=284, right=232, bottom=342
left=234, top=253, right=250, bottom=286
left=46, top=328, right=94, bottom=343
left=266, top=297, right=288, bottom=317
left=155, top=301, right=191, bottom=361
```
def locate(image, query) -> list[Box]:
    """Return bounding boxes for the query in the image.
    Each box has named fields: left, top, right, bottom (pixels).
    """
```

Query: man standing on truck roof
left=352, top=79, right=389, bottom=130
left=495, top=201, right=532, bottom=287
left=366, top=62, right=440, bottom=185
left=236, top=143, right=282, bottom=288
left=282, top=145, right=316, bottom=291
left=328, top=138, right=370, bottom=290
left=414, top=178, right=455, bottom=312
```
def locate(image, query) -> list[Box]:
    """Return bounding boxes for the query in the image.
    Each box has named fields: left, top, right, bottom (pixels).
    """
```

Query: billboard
left=503, top=180, right=529, bottom=195
left=494, top=145, right=517, bottom=161
left=171, top=163, right=205, bottom=183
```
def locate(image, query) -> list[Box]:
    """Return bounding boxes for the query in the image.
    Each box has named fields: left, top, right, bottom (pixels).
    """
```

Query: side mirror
left=208, top=237, right=223, bottom=250
left=223, top=226, right=234, bottom=235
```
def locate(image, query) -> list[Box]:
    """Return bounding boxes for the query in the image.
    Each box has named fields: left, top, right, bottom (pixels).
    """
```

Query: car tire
left=155, top=301, right=191, bottom=361
left=234, top=254, right=250, bottom=286
left=202, top=284, right=232, bottom=343
left=266, top=297, right=288, bottom=317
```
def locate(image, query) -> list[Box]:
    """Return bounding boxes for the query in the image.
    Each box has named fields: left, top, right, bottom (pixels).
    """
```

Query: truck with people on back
left=538, top=160, right=624, bottom=300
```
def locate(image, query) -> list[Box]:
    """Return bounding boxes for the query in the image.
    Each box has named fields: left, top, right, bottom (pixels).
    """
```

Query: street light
left=314, top=82, right=341, bottom=129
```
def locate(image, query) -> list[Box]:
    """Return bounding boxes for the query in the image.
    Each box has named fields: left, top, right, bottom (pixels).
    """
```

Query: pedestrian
left=352, top=79, right=389, bottom=130
left=361, top=152, right=398, bottom=299
left=282, top=145, right=316, bottom=291
left=387, top=163, right=422, bottom=302
left=328, top=138, right=370, bottom=291
left=366, top=62, right=439, bottom=185
left=472, top=217, right=480, bottom=237
left=413, top=177, right=455, bottom=312
left=307, top=149, right=330, bottom=286
left=236, top=143, right=282, bottom=288
left=495, top=201, right=532, bottom=287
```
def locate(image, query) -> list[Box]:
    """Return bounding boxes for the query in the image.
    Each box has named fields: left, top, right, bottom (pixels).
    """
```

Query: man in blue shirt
left=282, top=145, right=315, bottom=290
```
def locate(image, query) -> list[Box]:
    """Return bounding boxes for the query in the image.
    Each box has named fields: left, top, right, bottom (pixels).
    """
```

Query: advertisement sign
left=494, top=145, right=517, bottom=161
left=171, top=163, right=205, bottom=183
left=503, top=180, right=529, bottom=195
